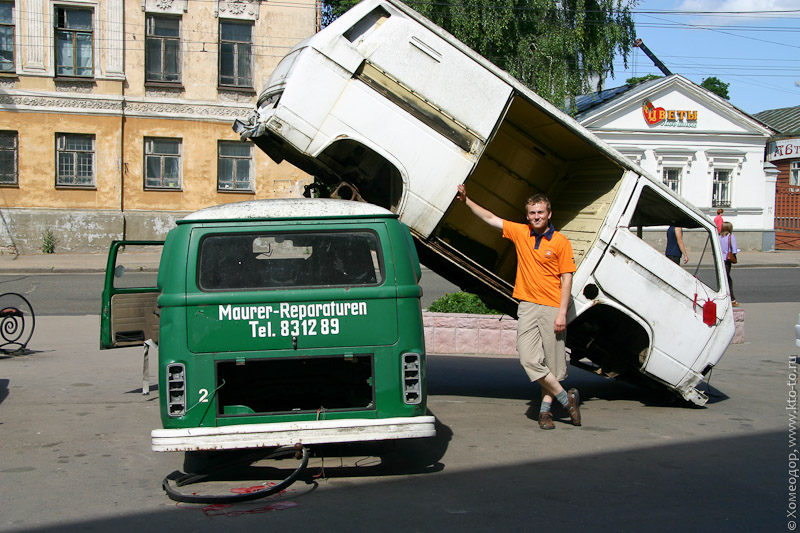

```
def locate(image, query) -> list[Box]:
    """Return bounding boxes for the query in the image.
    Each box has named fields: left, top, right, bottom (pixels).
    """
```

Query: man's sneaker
left=538, top=411, right=555, bottom=430
left=566, top=389, right=582, bottom=426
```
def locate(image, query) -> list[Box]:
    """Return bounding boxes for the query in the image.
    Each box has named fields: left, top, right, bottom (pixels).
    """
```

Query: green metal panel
left=153, top=213, right=426, bottom=431
left=99, top=240, right=163, bottom=350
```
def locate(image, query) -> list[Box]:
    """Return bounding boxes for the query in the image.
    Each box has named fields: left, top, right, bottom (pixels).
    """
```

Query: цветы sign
left=642, top=100, right=698, bottom=127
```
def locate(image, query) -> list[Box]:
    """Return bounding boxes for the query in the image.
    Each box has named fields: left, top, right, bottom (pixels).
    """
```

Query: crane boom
left=634, top=38, right=672, bottom=76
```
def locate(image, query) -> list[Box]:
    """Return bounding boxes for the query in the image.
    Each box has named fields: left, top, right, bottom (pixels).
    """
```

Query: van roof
left=180, top=198, right=396, bottom=223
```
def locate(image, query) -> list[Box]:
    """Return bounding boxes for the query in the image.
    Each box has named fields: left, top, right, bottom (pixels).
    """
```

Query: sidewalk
left=0, top=248, right=797, bottom=274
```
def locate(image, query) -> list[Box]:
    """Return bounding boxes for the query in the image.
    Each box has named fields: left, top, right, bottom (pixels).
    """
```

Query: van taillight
left=402, top=353, right=422, bottom=405
left=167, top=363, right=186, bottom=417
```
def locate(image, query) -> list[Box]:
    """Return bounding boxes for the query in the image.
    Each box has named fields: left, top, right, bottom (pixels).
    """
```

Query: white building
left=576, top=75, right=775, bottom=251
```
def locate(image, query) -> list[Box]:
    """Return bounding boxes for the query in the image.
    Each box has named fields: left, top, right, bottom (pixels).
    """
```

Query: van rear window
left=198, top=231, right=383, bottom=290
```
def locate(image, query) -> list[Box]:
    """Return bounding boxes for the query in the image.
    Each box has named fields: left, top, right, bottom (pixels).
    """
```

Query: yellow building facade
left=0, top=0, right=316, bottom=252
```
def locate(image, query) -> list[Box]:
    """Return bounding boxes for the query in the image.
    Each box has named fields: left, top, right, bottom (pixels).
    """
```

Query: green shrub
left=428, top=291, right=501, bottom=315
left=41, top=228, right=57, bottom=254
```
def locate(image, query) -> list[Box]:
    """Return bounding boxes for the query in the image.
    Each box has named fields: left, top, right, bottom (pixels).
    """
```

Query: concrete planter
left=422, top=308, right=745, bottom=356
left=422, top=311, right=518, bottom=356
left=732, top=307, right=745, bottom=344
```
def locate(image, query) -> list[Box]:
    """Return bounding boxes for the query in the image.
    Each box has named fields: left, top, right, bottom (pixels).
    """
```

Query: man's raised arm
left=456, top=184, right=504, bottom=231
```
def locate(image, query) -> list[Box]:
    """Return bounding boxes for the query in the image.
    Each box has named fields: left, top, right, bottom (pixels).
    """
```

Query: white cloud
left=675, top=0, right=800, bottom=20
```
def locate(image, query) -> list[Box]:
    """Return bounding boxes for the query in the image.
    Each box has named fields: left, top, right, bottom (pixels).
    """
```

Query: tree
left=322, top=1, right=638, bottom=110
left=700, top=76, right=730, bottom=100
left=626, top=74, right=662, bottom=85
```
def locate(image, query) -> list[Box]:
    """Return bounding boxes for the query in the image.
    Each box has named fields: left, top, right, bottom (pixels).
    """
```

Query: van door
left=100, top=240, right=163, bottom=349
left=183, top=224, right=398, bottom=355
left=592, top=180, right=727, bottom=387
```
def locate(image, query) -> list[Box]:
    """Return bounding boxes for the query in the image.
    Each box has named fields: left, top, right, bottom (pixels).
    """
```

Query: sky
left=602, top=0, right=800, bottom=114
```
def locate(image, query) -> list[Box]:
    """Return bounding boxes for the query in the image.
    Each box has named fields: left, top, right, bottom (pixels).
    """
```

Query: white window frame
left=791, top=160, right=800, bottom=187
left=712, top=168, right=732, bottom=208
left=662, top=167, right=681, bottom=195
left=654, top=148, right=694, bottom=198
left=56, top=132, right=95, bottom=187
left=706, top=150, right=744, bottom=209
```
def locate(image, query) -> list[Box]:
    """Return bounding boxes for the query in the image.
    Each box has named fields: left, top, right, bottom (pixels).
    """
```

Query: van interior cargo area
left=215, top=355, right=374, bottom=416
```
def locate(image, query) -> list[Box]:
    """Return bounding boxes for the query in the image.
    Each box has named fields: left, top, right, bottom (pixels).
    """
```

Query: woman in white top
left=719, top=221, right=739, bottom=307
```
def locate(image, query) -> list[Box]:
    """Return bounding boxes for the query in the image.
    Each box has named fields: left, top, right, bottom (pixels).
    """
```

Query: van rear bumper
left=151, top=416, right=437, bottom=452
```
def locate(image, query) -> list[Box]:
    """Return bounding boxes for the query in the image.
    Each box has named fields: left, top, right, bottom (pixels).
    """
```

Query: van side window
left=628, top=185, right=720, bottom=292
left=198, top=231, right=383, bottom=290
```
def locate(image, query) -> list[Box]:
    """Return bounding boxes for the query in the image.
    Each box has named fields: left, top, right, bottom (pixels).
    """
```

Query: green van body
left=101, top=199, right=434, bottom=452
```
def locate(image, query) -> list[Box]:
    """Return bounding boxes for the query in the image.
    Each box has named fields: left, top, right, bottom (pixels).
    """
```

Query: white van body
left=235, top=0, right=734, bottom=405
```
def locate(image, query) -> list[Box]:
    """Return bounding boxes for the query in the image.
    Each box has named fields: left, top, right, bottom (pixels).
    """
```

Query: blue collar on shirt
left=530, top=223, right=555, bottom=249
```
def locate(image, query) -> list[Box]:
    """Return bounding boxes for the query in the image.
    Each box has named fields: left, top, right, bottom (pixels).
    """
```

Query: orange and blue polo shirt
left=502, top=220, right=576, bottom=308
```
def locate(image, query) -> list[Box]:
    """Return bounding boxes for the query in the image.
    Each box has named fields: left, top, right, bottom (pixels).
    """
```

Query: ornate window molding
left=654, top=147, right=695, bottom=170
left=216, top=0, right=260, bottom=21
left=614, top=146, right=645, bottom=166
left=705, top=149, right=746, bottom=175
left=142, top=0, right=188, bottom=15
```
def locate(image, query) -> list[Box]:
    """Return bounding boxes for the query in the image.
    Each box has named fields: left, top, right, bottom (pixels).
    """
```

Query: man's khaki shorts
left=516, top=300, right=568, bottom=382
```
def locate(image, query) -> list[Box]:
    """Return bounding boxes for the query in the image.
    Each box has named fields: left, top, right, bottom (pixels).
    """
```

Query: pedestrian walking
left=665, top=226, right=689, bottom=265
left=719, top=221, right=739, bottom=307
left=714, top=209, right=724, bottom=234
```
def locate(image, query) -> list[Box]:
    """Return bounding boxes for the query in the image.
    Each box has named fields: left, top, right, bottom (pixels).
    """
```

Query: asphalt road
left=0, top=266, right=795, bottom=316
left=0, top=265, right=796, bottom=531
left=0, top=303, right=793, bottom=531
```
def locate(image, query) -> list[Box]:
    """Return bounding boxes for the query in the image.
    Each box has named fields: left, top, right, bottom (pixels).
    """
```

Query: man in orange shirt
left=456, top=184, right=581, bottom=430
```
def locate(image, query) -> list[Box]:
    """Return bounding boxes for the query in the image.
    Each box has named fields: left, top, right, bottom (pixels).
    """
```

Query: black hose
left=161, top=445, right=310, bottom=504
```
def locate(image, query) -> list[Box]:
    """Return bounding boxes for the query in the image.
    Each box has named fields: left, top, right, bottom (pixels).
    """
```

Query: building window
left=56, top=133, right=95, bottom=186
left=218, top=141, right=253, bottom=191
left=145, top=15, right=180, bottom=83
left=144, top=137, right=181, bottom=189
left=0, top=2, right=14, bottom=73
left=219, top=21, right=252, bottom=88
left=791, top=161, right=800, bottom=187
left=712, top=168, right=731, bottom=208
left=55, top=7, right=93, bottom=77
left=0, top=130, right=18, bottom=185
left=662, top=167, right=681, bottom=194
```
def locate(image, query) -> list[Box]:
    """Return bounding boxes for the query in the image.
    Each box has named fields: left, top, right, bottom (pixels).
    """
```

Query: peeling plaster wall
left=0, top=208, right=124, bottom=254
left=123, top=210, right=186, bottom=241
left=0, top=208, right=186, bottom=253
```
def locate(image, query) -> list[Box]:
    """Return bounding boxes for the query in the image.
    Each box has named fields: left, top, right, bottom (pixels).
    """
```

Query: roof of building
left=574, top=75, right=774, bottom=136
left=574, top=77, right=664, bottom=115
left=753, top=106, right=800, bottom=135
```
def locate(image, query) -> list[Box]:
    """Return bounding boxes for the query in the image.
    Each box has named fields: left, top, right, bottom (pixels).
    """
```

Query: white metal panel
left=308, top=81, right=478, bottom=237
left=360, top=16, right=512, bottom=140
left=277, top=49, right=354, bottom=135
left=152, top=416, right=437, bottom=452
left=593, top=229, right=720, bottom=375
left=644, top=347, right=696, bottom=393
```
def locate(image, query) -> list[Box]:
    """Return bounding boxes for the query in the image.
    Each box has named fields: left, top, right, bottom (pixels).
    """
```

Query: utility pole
left=633, top=38, right=672, bottom=76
